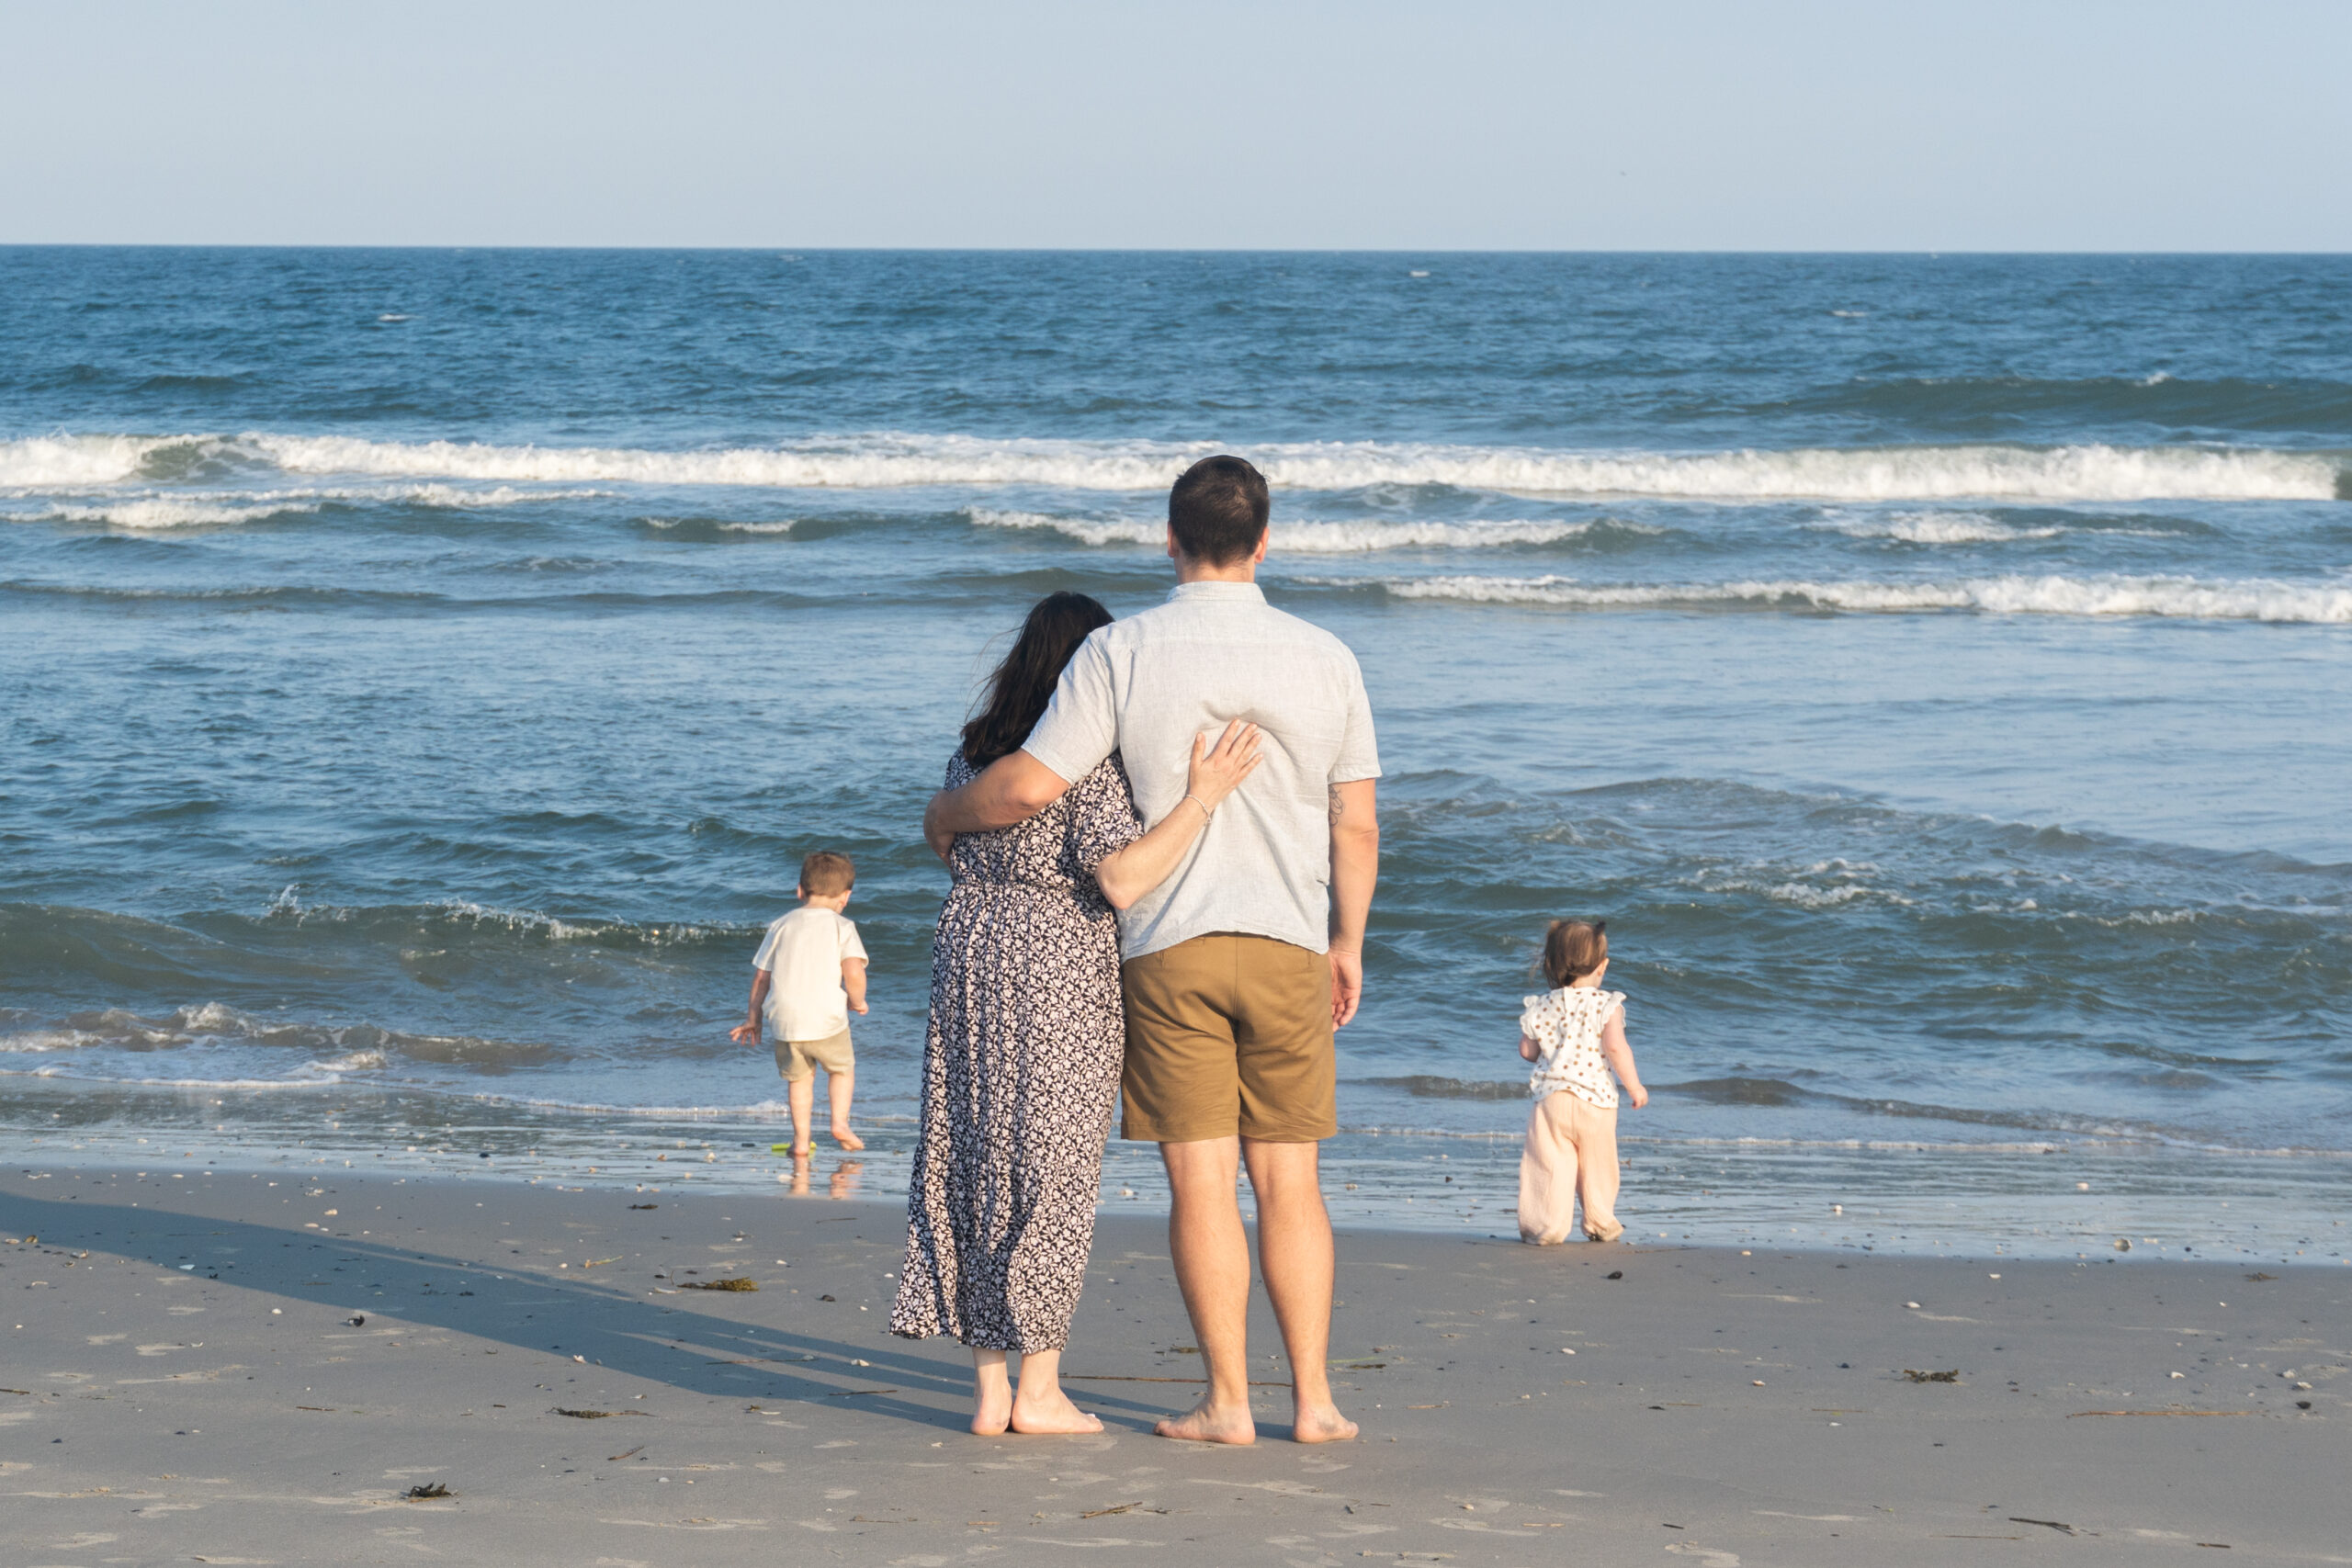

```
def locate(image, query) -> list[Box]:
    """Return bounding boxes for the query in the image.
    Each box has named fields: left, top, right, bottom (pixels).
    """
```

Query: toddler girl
left=1517, top=919, right=1646, bottom=1245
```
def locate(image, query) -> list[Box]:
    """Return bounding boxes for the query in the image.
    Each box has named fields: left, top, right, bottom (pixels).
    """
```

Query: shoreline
left=8, top=1089, right=2347, bottom=1265
left=5, top=1164, right=2345, bottom=1564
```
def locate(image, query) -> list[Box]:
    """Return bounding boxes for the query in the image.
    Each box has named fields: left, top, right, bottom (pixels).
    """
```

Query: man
left=923, top=454, right=1379, bottom=1446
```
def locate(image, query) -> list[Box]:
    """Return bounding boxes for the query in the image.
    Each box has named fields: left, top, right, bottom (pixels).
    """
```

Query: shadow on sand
left=0, top=1175, right=1174, bottom=1437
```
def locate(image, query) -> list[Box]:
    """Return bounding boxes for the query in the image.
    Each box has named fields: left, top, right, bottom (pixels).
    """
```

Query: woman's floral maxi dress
left=889, top=750, right=1141, bottom=1351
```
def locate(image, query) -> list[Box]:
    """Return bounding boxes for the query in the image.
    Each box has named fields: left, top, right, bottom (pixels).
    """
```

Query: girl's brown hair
left=1539, top=919, right=1609, bottom=989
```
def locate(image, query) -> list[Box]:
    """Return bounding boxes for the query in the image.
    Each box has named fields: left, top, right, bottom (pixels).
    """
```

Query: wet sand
left=4, top=1163, right=2345, bottom=1565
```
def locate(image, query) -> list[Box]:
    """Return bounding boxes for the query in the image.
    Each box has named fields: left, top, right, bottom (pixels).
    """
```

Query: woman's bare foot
left=1153, top=1397, right=1256, bottom=1445
left=1291, top=1403, right=1359, bottom=1444
left=832, top=1129, right=865, bottom=1151
left=789, top=1143, right=813, bottom=1159
left=971, top=1355, right=1012, bottom=1436
left=1009, top=1387, right=1102, bottom=1434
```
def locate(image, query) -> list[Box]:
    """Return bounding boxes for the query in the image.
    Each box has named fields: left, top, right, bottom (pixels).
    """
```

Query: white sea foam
left=0, top=1066, right=348, bottom=1090
left=967, top=507, right=1602, bottom=551
left=1263, top=518, right=1611, bottom=552
left=306, top=1050, right=389, bottom=1074
left=1822, top=511, right=2066, bottom=544
left=30, top=498, right=324, bottom=529
left=379, top=483, right=612, bottom=508
left=426, top=900, right=722, bottom=945
left=1359, top=572, right=2352, bottom=624
left=6, top=480, right=613, bottom=529
left=248, top=431, right=1215, bottom=490
left=0, top=1000, right=542, bottom=1069
left=480, top=1093, right=805, bottom=1119
left=967, top=509, right=1159, bottom=546
left=12, top=431, right=2335, bottom=502
left=641, top=516, right=799, bottom=536
left=0, top=434, right=187, bottom=487
left=0, top=1029, right=99, bottom=1054
left=250, top=433, right=2342, bottom=502
left=258, top=893, right=727, bottom=948
left=1701, top=879, right=1911, bottom=910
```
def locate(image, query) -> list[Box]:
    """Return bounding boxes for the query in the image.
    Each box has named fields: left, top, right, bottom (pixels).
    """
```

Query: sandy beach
left=4, top=1162, right=2344, bottom=1565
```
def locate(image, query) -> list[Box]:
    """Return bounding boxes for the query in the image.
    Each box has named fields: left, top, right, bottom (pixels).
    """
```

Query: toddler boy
left=731, top=850, right=868, bottom=1156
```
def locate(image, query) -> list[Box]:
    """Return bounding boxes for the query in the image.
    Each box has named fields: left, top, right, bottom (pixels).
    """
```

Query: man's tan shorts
left=775, top=1026, right=854, bottom=1084
left=1121, top=933, right=1335, bottom=1144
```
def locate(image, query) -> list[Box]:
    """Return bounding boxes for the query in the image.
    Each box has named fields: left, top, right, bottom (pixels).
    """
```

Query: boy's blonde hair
left=1539, top=919, right=1608, bottom=989
left=799, top=850, right=855, bottom=897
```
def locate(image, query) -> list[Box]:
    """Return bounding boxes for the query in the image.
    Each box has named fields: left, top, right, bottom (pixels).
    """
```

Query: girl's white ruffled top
left=1521, top=987, right=1626, bottom=1108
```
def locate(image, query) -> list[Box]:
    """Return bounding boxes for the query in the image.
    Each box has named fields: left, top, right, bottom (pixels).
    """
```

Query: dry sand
left=3, top=1163, right=2345, bottom=1565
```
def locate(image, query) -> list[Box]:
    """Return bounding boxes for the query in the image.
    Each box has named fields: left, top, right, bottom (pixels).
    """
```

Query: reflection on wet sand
left=781, top=1153, right=865, bottom=1200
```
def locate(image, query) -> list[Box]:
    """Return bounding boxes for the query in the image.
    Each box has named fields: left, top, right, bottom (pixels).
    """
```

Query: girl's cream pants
left=1517, top=1089, right=1623, bottom=1244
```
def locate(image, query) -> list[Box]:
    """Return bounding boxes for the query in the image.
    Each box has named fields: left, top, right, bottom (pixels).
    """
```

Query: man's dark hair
left=1168, top=455, right=1270, bottom=566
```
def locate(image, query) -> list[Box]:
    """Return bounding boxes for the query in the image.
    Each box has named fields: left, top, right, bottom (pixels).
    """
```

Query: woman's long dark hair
left=961, top=592, right=1114, bottom=769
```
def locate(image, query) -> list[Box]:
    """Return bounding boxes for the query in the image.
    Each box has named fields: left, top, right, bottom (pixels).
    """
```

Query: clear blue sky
left=5, top=0, right=2346, bottom=249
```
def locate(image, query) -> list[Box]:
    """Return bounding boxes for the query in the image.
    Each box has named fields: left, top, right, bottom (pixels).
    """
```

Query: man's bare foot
left=789, top=1144, right=813, bottom=1159
left=1291, top=1404, right=1358, bottom=1444
left=832, top=1130, right=865, bottom=1151
left=1153, top=1397, right=1256, bottom=1445
left=1009, top=1388, right=1103, bottom=1434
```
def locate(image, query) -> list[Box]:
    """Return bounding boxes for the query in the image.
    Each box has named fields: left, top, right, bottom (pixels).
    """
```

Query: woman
left=889, top=591, right=1260, bottom=1435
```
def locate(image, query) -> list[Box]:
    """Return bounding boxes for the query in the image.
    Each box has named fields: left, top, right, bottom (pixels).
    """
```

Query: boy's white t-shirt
left=752, top=907, right=867, bottom=1042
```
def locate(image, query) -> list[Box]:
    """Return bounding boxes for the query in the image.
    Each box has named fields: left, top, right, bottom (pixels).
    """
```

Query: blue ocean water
left=4, top=250, right=2347, bottom=1258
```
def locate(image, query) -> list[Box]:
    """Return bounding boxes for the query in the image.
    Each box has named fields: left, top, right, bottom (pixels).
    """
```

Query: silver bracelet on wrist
left=1183, top=793, right=1214, bottom=820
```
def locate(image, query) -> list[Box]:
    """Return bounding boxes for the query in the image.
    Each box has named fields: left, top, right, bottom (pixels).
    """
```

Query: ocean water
left=4, top=249, right=2348, bottom=1261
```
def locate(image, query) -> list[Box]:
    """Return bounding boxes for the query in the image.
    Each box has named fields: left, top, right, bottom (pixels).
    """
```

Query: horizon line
left=4, top=243, right=2350, bottom=258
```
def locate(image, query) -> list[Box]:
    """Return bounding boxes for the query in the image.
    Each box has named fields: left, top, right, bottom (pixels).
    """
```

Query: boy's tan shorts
left=1121, top=933, right=1334, bottom=1144
left=775, top=1027, right=854, bottom=1084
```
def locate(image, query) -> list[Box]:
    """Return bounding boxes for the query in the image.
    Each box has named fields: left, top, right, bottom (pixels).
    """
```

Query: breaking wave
left=7, top=431, right=2342, bottom=502
left=1818, top=511, right=2067, bottom=544
left=26, top=498, right=323, bottom=529
left=255, top=895, right=737, bottom=950
left=1353, top=572, right=2352, bottom=623
left=639, top=516, right=800, bottom=538
left=1362, top=1075, right=1527, bottom=1100
left=0, top=434, right=172, bottom=487
left=966, top=508, right=1606, bottom=551
left=4, top=480, right=614, bottom=530
left=0, top=1001, right=545, bottom=1069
